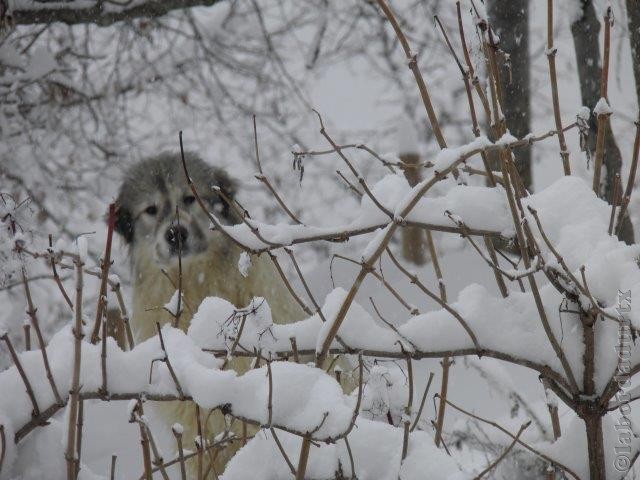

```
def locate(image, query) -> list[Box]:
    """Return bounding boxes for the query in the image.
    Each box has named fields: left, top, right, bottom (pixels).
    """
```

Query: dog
left=114, top=151, right=307, bottom=474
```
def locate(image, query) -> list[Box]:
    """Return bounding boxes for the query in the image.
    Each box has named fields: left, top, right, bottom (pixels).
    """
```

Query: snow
left=162, top=289, right=183, bottom=317
left=23, top=49, right=57, bottom=80
left=237, top=251, right=252, bottom=278
left=222, top=418, right=464, bottom=480
left=577, top=106, right=591, bottom=122
left=431, top=136, right=492, bottom=173
left=594, top=97, right=613, bottom=116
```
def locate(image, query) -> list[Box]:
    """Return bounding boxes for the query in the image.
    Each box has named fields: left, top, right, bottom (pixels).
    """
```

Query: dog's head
left=114, top=152, right=236, bottom=264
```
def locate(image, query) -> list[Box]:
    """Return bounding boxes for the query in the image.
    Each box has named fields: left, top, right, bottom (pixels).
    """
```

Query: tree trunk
left=571, top=0, right=635, bottom=244
left=400, top=153, right=426, bottom=265
left=583, top=412, right=606, bottom=480
left=627, top=0, right=640, bottom=109
left=487, top=0, right=532, bottom=190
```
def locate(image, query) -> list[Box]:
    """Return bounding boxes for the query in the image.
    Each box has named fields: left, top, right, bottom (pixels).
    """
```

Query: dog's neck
left=129, top=236, right=305, bottom=342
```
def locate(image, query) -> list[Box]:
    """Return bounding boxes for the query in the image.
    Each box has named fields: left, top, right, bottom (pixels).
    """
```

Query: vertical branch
left=195, top=405, right=204, bottom=480
left=456, top=1, right=492, bottom=123
left=440, top=7, right=495, bottom=185
left=401, top=354, right=414, bottom=461
left=23, top=324, right=31, bottom=351
left=399, top=153, right=426, bottom=265
left=546, top=0, right=572, bottom=175
left=375, top=0, right=447, bottom=148
left=0, top=425, right=6, bottom=477
left=267, top=359, right=274, bottom=427
left=434, top=358, right=451, bottom=447
left=90, top=203, right=116, bottom=344
left=592, top=7, right=613, bottom=195
left=109, top=455, right=117, bottom=480
left=65, top=256, right=84, bottom=480
left=174, top=206, right=184, bottom=328
left=21, top=268, right=63, bottom=405
left=100, top=313, right=108, bottom=397
left=172, top=424, right=187, bottom=480
left=615, top=115, right=640, bottom=234
left=155, top=322, right=185, bottom=399
left=608, top=173, right=621, bottom=235
left=483, top=236, right=509, bottom=298
left=482, top=8, right=579, bottom=393
left=109, top=281, right=135, bottom=350
left=75, top=399, right=84, bottom=478
left=542, top=378, right=561, bottom=440
left=48, top=234, right=73, bottom=310
left=427, top=231, right=450, bottom=448
left=133, top=401, right=153, bottom=480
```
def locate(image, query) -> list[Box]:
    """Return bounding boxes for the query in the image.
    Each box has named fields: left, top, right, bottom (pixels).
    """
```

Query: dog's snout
left=165, top=225, right=188, bottom=250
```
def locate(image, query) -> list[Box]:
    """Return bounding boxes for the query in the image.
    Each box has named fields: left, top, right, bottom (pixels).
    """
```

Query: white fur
left=131, top=234, right=305, bottom=476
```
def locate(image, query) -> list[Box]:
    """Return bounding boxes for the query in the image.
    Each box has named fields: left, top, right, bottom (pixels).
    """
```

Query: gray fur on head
left=114, top=151, right=236, bottom=262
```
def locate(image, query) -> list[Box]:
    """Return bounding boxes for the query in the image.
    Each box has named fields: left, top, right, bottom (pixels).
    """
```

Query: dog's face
left=114, top=152, right=236, bottom=265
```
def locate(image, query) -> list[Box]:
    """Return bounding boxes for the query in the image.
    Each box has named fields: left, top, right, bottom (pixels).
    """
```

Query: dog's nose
left=165, top=225, right=188, bottom=250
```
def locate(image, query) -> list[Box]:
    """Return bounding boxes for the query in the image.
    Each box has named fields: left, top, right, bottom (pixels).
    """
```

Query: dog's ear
left=114, top=204, right=134, bottom=243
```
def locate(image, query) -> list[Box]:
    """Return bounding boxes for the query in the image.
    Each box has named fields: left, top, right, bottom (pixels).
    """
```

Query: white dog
left=114, top=151, right=306, bottom=474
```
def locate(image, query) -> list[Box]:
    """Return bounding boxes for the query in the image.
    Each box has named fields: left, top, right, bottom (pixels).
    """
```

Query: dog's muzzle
left=165, top=225, right=188, bottom=254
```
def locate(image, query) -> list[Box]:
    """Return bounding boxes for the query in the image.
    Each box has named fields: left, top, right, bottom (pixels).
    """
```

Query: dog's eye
left=183, top=195, right=196, bottom=205
left=145, top=205, right=158, bottom=215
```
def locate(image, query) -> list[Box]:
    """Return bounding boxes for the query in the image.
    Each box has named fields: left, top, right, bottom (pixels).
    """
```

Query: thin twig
left=1, top=333, right=40, bottom=416
left=385, top=248, right=479, bottom=350
left=253, top=116, right=302, bottom=224
left=172, top=425, right=187, bottom=480
left=75, top=399, right=84, bottom=478
left=110, top=455, right=116, bottom=480
left=376, top=0, right=447, bottom=148
left=472, top=420, right=531, bottom=479
left=271, top=427, right=296, bottom=476
left=48, top=234, right=73, bottom=309
left=267, top=360, right=274, bottom=427
left=154, top=322, right=185, bottom=399
left=312, top=109, right=394, bottom=218
left=23, top=324, right=30, bottom=351
left=443, top=397, right=579, bottom=479
left=608, top=173, right=621, bottom=235
left=90, top=203, right=116, bottom=344
left=21, top=267, right=63, bottom=405
left=546, top=0, right=571, bottom=175
left=109, top=281, right=135, bottom=350
left=100, top=313, right=108, bottom=397
left=65, top=255, right=84, bottom=480
left=410, top=371, right=434, bottom=431
left=592, top=7, right=613, bottom=195
left=401, top=354, right=414, bottom=461
left=615, top=115, right=640, bottom=234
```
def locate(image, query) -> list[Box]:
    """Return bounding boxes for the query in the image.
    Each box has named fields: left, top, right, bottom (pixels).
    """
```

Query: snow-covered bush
left=2, top=1, right=640, bottom=480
